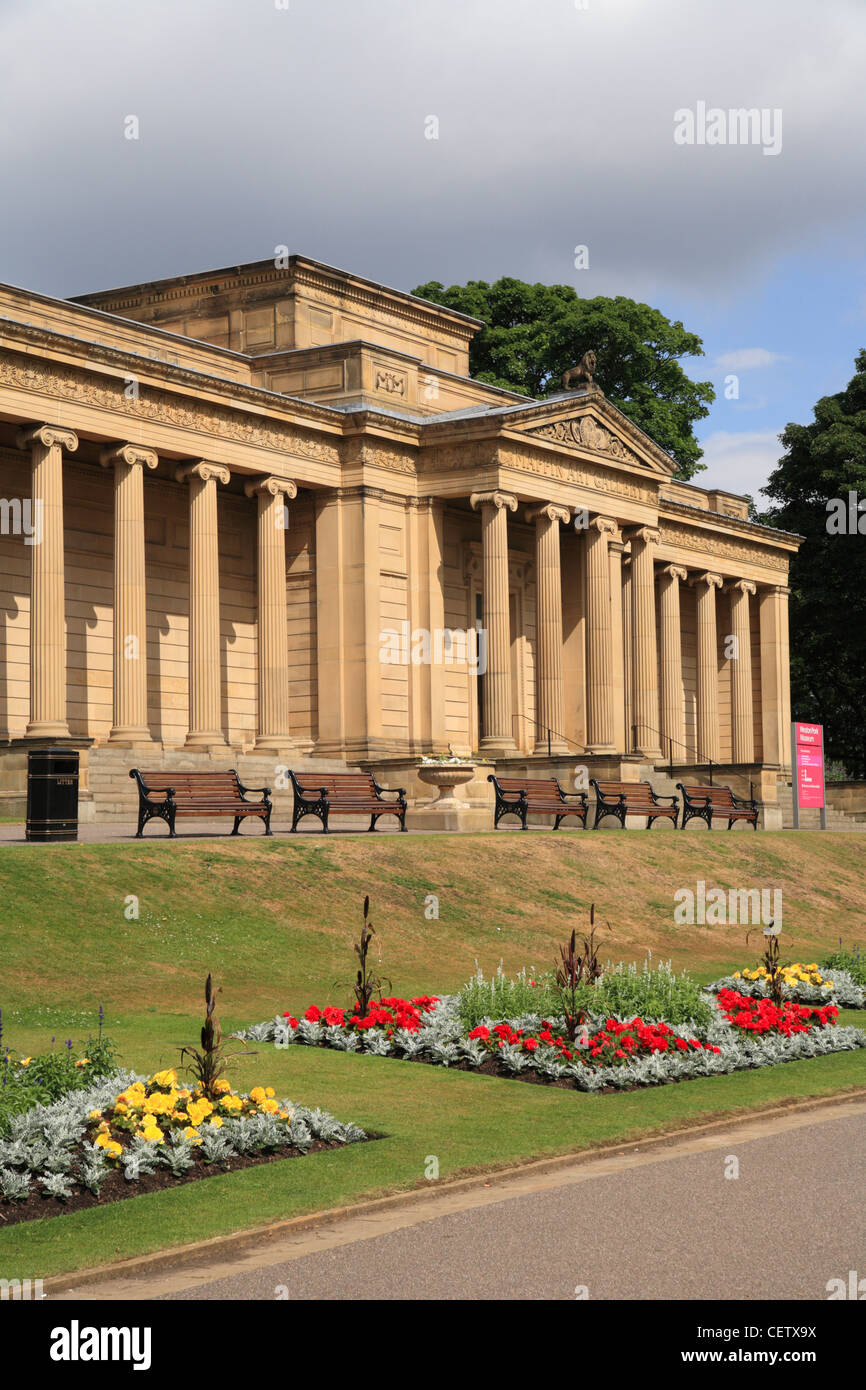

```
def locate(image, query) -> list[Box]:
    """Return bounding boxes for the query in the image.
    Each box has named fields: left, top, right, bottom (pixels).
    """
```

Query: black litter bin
left=26, top=747, right=79, bottom=842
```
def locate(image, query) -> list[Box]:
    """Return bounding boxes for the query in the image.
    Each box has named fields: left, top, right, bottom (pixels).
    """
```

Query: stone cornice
left=0, top=343, right=342, bottom=468
left=659, top=496, right=802, bottom=549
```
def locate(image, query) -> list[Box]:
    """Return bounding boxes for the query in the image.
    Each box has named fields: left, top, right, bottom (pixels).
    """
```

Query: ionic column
left=176, top=461, right=230, bottom=749
left=628, top=526, right=661, bottom=758
left=585, top=515, right=617, bottom=753
left=622, top=552, right=633, bottom=750
left=526, top=503, right=570, bottom=753
left=244, top=476, right=297, bottom=750
left=727, top=578, right=757, bottom=764
left=470, top=490, right=518, bottom=754
left=658, top=564, right=687, bottom=762
left=759, top=584, right=791, bottom=769
left=608, top=532, right=626, bottom=752
left=16, top=424, right=78, bottom=737
left=690, top=571, right=723, bottom=762
left=100, top=444, right=158, bottom=743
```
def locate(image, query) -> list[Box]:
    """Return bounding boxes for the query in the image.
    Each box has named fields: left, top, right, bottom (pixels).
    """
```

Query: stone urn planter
left=416, top=762, right=476, bottom=810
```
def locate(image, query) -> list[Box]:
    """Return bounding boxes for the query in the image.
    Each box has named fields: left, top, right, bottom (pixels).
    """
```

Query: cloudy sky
left=2, top=0, right=864, bottom=499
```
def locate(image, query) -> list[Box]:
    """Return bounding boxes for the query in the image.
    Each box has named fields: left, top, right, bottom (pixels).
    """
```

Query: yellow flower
left=106, top=1141, right=123, bottom=1158
left=261, top=1099, right=279, bottom=1114
left=213, top=1079, right=231, bottom=1095
left=183, top=1126, right=201, bottom=1142
left=75, top=1058, right=91, bottom=1067
left=88, top=1109, right=102, bottom=1120
left=187, top=1098, right=214, bottom=1127
left=208, top=1116, right=224, bottom=1128
left=144, top=1091, right=176, bottom=1116
left=265, top=1087, right=275, bottom=1099
left=19, top=1057, right=31, bottom=1066
left=220, top=1094, right=243, bottom=1113
left=94, top=1132, right=111, bottom=1148
left=733, top=971, right=741, bottom=979
left=150, top=1068, right=178, bottom=1088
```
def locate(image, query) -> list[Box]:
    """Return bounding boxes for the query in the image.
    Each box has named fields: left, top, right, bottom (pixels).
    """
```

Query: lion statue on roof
left=562, top=350, right=597, bottom=391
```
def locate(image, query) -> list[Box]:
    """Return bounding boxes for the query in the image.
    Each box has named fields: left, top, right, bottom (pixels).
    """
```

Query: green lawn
left=0, top=833, right=864, bottom=1278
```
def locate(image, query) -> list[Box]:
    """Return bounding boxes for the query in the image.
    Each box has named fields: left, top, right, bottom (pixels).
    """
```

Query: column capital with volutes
left=526, top=502, right=571, bottom=526
left=244, top=475, right=298, bottom=501
left=100, top=443, right=158, bottom=472
left=689, top=570, right=723, bottom=590
left=176, top=461, right=230, bottom=487
left=625, top=524, right=661, bottom=547
left=17, top=423, right=78, bottom=454
left=588, top=514, right=619, bottom=537
left=470, top=490, right=518, bottom=513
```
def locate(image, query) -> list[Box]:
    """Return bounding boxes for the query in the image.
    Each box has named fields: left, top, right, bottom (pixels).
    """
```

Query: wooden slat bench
left=487, top=775, right=588, bottom=831
left=676, top=783, right=759, bottom=830
left=590, top=779, right=679, bottom=830
left=129, top=769, right=272, bottom=838
left=287, top=770, right=407, bottom=833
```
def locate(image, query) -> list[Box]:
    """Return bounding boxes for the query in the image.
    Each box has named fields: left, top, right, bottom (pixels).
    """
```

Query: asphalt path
left=56, top=1099, right=864, bottom=1303
left=163, top=1109, right=863, bottom=1301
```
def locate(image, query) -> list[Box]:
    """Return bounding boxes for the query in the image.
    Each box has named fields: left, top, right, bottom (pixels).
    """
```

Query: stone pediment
left=506, top=396, right=677, bottom=477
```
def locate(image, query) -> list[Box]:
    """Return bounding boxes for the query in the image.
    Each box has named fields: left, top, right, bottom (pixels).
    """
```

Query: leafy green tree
left=760, top=350, right=866, bottom=776
left=412, top=276, right=714, bottom=478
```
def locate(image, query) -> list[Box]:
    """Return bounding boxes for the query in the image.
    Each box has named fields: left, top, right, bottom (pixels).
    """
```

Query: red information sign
left=793, top=722, right=825, bottom=809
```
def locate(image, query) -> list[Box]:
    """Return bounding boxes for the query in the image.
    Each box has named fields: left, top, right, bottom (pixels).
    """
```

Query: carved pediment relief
left=508, top=396, right=677, bottom=477
left=524, top=411, right=644, bottom=468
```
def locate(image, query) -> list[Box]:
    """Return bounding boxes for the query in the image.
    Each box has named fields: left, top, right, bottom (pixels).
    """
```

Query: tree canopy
left=759, top=349, right=866, bottom=777
left=412, top=276, right=714, bottom=479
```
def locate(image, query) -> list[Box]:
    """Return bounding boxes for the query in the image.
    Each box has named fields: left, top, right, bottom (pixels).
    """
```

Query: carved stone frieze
left=0, top=351, right=340, bottom=466
left=661, top=522, right=789, bottom=573
left=499, top=445, right=657, bottom=504
left=344, top=438, right=417, bottom=474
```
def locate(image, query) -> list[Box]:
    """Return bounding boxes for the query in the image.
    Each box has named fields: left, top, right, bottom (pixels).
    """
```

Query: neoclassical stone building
left=0, top=255, right=799, bottom=823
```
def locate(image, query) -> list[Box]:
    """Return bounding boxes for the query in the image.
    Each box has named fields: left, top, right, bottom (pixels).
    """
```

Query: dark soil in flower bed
left=0, top=1134, right=378, bottom=1228
left=388, top=1050, right=801, bottom=1095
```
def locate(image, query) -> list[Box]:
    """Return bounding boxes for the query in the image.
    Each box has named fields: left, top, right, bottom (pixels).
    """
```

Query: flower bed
left=0, top=1069, right=368, bottom=1226
left=239, top=988, right=866, bottom=1093
left=705, top=962, right=865, bottom=1009
left=0, top=1032, right=119, bottom=1133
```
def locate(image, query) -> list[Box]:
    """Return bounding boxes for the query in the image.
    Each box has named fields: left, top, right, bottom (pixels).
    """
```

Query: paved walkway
left=55, top=1099, right=865, bottom=1302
